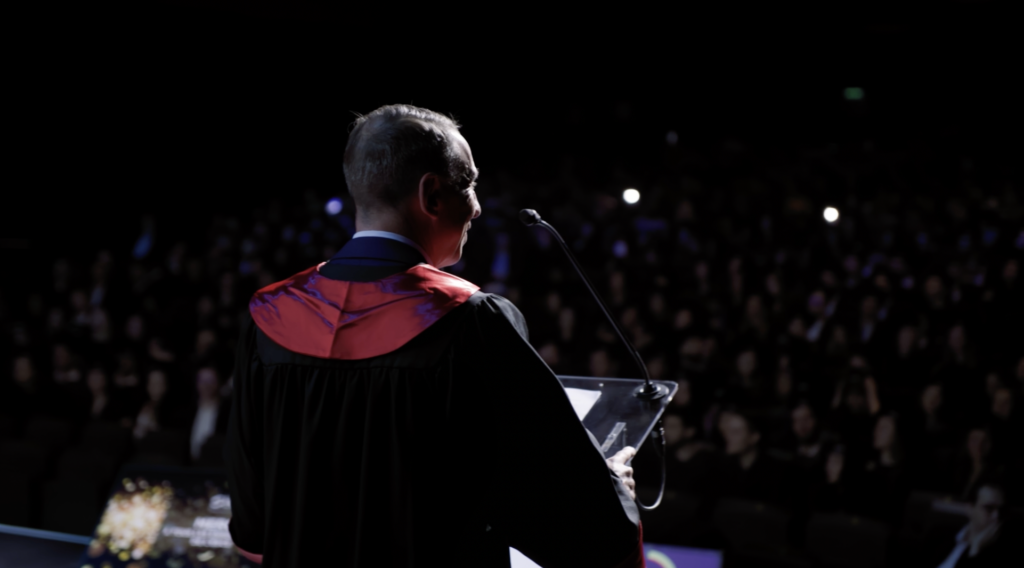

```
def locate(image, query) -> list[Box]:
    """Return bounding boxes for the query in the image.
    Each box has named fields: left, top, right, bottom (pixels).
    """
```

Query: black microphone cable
left=520, top=208, right=668, bottom=510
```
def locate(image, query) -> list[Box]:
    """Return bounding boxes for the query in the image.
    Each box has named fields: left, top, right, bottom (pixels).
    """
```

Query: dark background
left=6, top=0, right=1020, bottom=257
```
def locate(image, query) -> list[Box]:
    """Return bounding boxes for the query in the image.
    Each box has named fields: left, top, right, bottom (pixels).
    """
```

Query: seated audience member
left=132, top=369, right=178, bottom=440
left=83, top=367, right=120, bottom=422
left=666, top=379, right=712, bottom=443
left=829, top=373, right=879, bottom=468
left=906, top=384, right=957, bottom=488
left=537, top=342, right=560, bottom=371
left=716, top=409, right=789, bottom=507
left=678, top=336, right=714, bottom=388
left=588, top=349, right=615, bottom=378
left=824, top=325, right=852, bottom=369
left=949, top=428, right=1001, bottom=502
left=884, top=325, right=930, bottom=411
left=809, top=441, right=854, bottom=514
left=123, top=313, right=147, bottom=353
left=764, top=356, right=800, bottom=427
left=194, top=329, right=219, bottom=362
left=781, top=402, right=836, bottom=509
left=975, top=372, right=1006, bottom=424
left=726, top=349, right=770, bottom=407
left=667, top=378, right=695, bottom=412
left=856, top=412, right=911, bottom=522
left=783, top=402, right=833, bottom=464
left=935, top=483, right=1018, bottom=567
left=917, top=384, right=953, bottom=439
left=112, top=351, right=141, bottom=388
left=52, top=343, right=82, bottom=385
left=5, top=355, right=43, bottom=433
left=186, top=366, right=230, bottom=462
left=854, top=295, right=885, bottom=362
left=986, top=386, right=1022, bottom=467
left=107, top=367, right=145, bottom=428
left=931, top=325, right=979, bottom=420
left=659, top=409, right=717, bottom=494
left=737, top=295, right=772, bottom=346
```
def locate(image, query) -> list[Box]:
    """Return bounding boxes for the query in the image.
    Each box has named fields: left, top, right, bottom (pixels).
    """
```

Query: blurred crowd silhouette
left=2, top=133, right=1022, bottom=566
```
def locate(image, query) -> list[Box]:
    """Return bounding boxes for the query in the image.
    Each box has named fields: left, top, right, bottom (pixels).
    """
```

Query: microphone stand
left=520, top=209, right=668, bottom=400
left=520, top=208, right=668, bottom=509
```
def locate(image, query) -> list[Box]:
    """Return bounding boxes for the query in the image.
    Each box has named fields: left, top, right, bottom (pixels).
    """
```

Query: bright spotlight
left=325, top=198, right=343, bottom=215
left=623, top=189, right=640, bottom=204
left=823, top=206, right=840, bottom=223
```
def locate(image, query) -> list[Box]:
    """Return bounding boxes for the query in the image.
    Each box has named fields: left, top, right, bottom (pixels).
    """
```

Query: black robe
left=225, top=236, right=642, bottom=567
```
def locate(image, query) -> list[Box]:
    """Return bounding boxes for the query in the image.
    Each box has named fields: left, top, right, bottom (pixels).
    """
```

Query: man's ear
left=417, top=173, right=443, bottom=219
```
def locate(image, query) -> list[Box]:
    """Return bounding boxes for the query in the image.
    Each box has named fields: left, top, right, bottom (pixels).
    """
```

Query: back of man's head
left=343, top=104, right=467, bottom=218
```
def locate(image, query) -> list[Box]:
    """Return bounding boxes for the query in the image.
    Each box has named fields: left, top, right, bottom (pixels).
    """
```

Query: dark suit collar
left=329, top=236, right=426, bottom=266
left=320, top=236, right=426, bottom=282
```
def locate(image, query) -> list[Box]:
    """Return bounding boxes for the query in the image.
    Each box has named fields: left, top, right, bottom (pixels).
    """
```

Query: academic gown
left=225, top=236, right=644, bottom=568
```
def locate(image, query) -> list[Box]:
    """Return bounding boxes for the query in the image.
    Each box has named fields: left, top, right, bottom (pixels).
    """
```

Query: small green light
left=844, top=87, right=865, bottom=101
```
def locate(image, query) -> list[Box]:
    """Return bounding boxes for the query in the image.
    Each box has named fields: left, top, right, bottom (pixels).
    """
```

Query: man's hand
left=606, top=446, right=637, bottom=500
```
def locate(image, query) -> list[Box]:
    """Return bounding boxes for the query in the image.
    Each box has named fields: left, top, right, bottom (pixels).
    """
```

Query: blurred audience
left=1, top=133, right=1021, bottom=562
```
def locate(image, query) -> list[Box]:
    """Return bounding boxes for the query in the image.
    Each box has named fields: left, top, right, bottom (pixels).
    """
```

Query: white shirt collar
left=351, top=230, right=430, bottom=262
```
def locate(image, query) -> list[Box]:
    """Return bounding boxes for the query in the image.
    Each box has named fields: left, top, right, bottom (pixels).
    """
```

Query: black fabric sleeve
left=462, top=294, right=641, bottom=568
left=224, top=313, right=266, bottom=554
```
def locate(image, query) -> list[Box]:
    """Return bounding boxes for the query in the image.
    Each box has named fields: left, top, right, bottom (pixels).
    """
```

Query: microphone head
left=519, top=209, right=542, bottom=226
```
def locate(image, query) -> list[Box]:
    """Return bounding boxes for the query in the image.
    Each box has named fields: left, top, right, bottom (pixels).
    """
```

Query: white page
left=564, top=387, right=601, bottom=421
left=510, top=547, right=543, bottom=568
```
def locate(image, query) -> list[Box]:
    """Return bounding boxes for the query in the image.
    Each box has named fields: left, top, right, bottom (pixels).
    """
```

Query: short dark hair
left=343, top=104, right=472, bottom=215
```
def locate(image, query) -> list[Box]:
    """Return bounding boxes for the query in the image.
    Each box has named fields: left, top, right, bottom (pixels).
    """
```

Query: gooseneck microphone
left=519, top=209, right=669, bottom=401
left=521, top=208, right=669, bottom=510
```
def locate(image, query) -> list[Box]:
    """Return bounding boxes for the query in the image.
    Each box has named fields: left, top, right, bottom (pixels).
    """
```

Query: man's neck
left=356, top=222, right=415, bottom=240
left=355, top=218, right=432, bottom=265
left=352, top=230, right=429, bottom=262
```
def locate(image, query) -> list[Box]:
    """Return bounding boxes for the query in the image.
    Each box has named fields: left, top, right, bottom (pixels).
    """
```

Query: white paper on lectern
left=565, top=388, right=601, bottom=421
left=510, top=547, right=543, bottom=568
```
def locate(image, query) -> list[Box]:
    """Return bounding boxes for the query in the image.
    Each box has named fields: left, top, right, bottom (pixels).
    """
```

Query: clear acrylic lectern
left=557, top=376, right=678, bottom=457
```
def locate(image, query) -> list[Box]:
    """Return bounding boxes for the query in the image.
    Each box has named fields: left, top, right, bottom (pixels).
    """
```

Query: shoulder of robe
left=464, top=292, right=529, bottom=343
